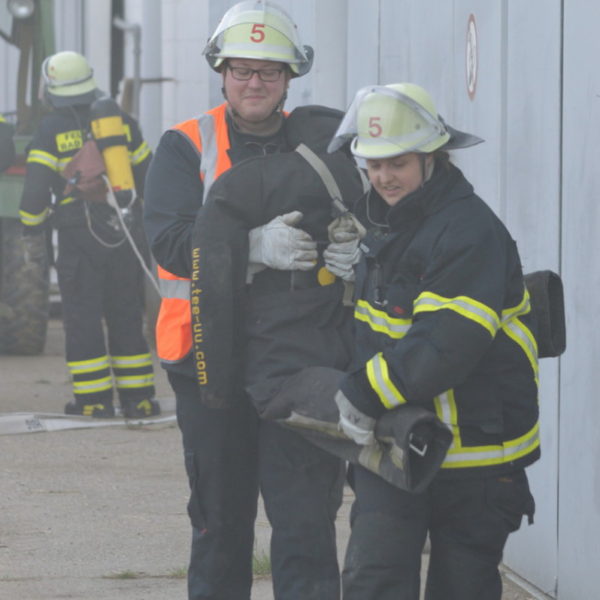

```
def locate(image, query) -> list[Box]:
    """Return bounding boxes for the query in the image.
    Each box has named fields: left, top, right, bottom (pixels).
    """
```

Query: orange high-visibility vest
left=155, top=103, right=232, bottom=363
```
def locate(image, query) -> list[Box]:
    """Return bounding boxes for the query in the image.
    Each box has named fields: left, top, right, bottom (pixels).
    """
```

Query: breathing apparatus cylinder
left=89, top=97, right=135, bottom=213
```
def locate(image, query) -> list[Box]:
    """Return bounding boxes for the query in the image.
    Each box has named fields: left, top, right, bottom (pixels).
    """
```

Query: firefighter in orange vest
left=143, top=2, right=361, bottom=598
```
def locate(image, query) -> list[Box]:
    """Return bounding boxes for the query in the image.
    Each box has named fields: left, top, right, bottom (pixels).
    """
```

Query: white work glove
left=323, top=213, right=366, bottom=282
left=335, top=389, right=377, bottom=446
left=248, top=210, right=318, bottom=272
left=323, top=238, right=360, bottom=281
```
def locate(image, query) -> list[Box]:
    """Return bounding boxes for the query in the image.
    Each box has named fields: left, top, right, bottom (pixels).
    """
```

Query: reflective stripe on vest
left=155, top=103, right=232, bottom=363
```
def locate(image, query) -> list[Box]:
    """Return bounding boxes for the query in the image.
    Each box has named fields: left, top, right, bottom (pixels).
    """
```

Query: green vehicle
left=0, top=0, right=54, bottom=354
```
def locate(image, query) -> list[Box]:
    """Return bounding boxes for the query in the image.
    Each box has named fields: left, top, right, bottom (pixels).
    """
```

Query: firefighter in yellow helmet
left=328, top=83, right=538, bottom=599
left=20, top=51, right=159, bottom=419
left=143, top=2, right=363, bottom=598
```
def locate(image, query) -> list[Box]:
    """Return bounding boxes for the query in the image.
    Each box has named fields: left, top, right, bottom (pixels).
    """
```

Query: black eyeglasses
left=228, top=65, right=285, bottom=82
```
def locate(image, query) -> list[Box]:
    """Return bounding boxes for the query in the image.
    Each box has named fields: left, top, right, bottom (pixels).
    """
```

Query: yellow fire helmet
left=203, top=0, right=313, bottom=77
left=41, top=51, right=100, bottom=108
left=328, top=83, right=483, bottom=159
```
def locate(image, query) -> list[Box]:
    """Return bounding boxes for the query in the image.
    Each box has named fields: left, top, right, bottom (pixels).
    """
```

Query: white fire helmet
left=328, top=83, right=483, bottom=159
left=40, top=51, right=100, bottom=107
left=203, top=0, right=313, bottom=77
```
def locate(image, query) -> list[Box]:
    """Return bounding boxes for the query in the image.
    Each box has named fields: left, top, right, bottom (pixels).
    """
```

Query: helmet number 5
left=369, top=117, right=382, bottom=137
left=250, top=24, right=265, bottom=43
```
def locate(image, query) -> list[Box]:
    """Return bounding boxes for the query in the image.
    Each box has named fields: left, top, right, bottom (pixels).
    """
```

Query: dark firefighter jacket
left=340, top=161, right=541, bottom=477
left=0, top=115, right=15, bottom=172
left=19, top=104, right=151, bottom=235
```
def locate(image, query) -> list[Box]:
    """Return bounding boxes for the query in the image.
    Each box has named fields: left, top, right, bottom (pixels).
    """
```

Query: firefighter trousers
left=342, top=464, right=535, bottom=600
left=56, top=224, right=154, bottom=406
left=168, top=372, right=345, bottom=600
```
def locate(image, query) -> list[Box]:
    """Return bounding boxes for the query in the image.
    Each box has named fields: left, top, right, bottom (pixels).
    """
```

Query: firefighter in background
left=0, top=113, right=15, bottom=171
left=19, top=51, right=159, bottom=419
left=328, top=83, right=539, bottom=600
left=144, top=2, right=361, bottom=598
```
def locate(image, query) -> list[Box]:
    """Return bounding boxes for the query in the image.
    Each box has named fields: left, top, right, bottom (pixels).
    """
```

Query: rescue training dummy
left=190, top=104, right=453, bottom=494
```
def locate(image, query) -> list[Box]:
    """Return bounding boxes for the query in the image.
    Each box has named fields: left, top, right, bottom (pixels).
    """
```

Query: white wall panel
left=83, top=0, right=111, bottom=94
left=160, top=0, right=211, bottom=129
left=346, top=0, right=379, bottom=102
left=450, top=2, right=504, bottom=217
left=0, top=36, right=20, bottom=119
left=138, top=0, right=163, bottom=149
left=310, top=0, right=347, bottom=110
left=53, top=0, right=84, bottom=54
left=379, top=0, right=455, bottom=101
left=500, top=2, right=562, bottom=596
left=558, top=1, right=600, bottom=597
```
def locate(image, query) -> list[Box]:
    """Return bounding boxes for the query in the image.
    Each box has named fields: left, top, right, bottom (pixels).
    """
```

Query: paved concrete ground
left=0, top=319, right=540, bottom=599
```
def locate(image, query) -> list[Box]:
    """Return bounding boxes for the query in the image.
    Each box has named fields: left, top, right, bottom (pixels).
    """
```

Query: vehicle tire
left=0, top=218, right=50, bottom=354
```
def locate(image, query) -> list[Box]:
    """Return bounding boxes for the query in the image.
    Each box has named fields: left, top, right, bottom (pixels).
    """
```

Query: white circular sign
left=466, top=14, right=478, bottom=100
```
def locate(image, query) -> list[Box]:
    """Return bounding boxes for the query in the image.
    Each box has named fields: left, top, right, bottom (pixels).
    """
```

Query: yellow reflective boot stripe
left=72, top=376, right=113, bottom=394
left=81, top=404, right=106, bottom=416
left=130, top=141, right=151, bottom=165
left=366, top=352, right=407, bottom=409
left=133, top=399, right=154, bottom=414
left=114, top=374, right=155, bottom=389
left=111, top=353, right=153, bottom=368
left=434, top=389, right=540, bottom=468
left=414, top=291, right=500, bottom=338
left=355, top=299, right=411, bottom=339
left=19, top=207, right=49, bottom=226
left=67, top=355, right=110, bottom=374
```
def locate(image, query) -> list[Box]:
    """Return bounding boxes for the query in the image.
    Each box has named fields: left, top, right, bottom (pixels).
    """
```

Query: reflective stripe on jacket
left=155, top=103, right=232, bottom=363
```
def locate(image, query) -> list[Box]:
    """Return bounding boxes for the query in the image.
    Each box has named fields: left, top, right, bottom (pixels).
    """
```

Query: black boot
left=120, top=398, right=161, bottom=419
left=64, top=401, right=115, bottom=418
